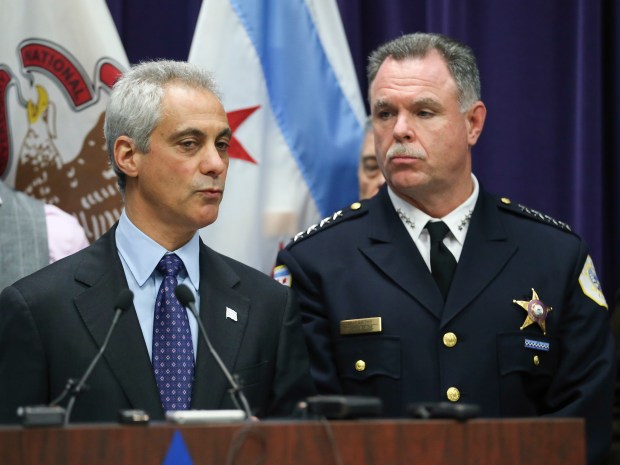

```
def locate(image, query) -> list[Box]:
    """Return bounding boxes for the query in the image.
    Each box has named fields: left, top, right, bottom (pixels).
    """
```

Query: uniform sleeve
left=0, top=285, right=48, bottom=423
left=543, top=242, right=616, bottom=465
left=276, top=247, right=344, bottom=396
left=266, top=285, right=317, bottom=416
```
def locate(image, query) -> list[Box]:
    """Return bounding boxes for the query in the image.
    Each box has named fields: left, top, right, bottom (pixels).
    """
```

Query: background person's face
left=358, top=130, right=385, bottom=199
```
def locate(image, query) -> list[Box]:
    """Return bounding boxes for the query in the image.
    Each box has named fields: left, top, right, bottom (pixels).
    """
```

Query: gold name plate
left=340, top=317, right=382, bottom=335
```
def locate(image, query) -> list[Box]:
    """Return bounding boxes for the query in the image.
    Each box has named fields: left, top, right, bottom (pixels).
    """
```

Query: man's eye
left=180, top=140, right=197, bottom=149
left=216, top=140, right=230, bottom=151
left=418, top=110, right=434, bottom=118
left=362, top=158, right=379, bottom=172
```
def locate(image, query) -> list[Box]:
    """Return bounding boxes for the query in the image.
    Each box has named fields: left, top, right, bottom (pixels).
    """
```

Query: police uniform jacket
left=276, top=185, right=616, bottom=465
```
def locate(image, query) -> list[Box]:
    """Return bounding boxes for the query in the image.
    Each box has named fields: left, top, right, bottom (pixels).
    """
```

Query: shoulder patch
left=287, top=201, right=368, bottom=247
left=497, top=197, right=573, bottom=233
left=272, top=265, right=292, bottom=287
left=579, top=255, right=608, bottom=309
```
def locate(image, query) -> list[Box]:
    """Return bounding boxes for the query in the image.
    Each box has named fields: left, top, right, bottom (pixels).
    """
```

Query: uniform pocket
left=335, top=335, right=401, bottom=381
left=497, top=332, right=558, bottom=377
left=496, top=332, right=558, bottom=416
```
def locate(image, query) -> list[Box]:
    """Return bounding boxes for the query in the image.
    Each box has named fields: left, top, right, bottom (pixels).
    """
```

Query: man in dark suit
left=0, top=60, right=315, bottom=423
left=275, top=33, right=615, bottom=464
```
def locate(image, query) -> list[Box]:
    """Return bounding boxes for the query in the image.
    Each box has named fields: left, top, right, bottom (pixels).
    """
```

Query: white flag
left=0, top=0, right=129, bottom=241
left=189, top=0, right=365, bottom=274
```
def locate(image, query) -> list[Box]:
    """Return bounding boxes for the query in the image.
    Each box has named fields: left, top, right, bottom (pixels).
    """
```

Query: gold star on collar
left=513, top=288, right=553, bottom=335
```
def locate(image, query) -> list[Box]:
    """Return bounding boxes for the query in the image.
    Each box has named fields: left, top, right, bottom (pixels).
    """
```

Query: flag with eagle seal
left=0, top=0, right=129, bottom=241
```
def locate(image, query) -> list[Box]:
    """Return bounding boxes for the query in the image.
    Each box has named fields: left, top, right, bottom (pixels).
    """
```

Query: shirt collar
left=388, top=174, right=479, bottom=244
left=116, top=210, right=200, bottom=288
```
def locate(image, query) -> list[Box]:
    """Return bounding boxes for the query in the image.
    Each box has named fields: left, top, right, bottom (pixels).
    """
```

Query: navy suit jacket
left=0, top=226, right=315, bottom=423
left=277, top=185, right=615, bottom=465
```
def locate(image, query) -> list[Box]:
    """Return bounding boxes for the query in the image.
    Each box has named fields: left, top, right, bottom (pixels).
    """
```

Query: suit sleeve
left=543, top=242, right=616, bottom=465
left=0, top=285, right=48, bottom=423
left=276, top=247, right=343, bottom=396
left=266, top=283, right=317, bottom=417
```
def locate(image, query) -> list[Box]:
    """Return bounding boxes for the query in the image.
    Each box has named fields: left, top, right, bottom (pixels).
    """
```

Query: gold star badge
left=513, top=288, right=552, bottom=335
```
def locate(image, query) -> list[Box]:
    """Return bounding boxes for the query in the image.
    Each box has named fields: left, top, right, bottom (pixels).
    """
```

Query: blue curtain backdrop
left=106, top=0, right=620, bottom=301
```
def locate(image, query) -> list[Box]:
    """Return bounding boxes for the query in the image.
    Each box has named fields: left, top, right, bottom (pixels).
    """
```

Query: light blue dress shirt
left=115, top=210, right=201, bottom=360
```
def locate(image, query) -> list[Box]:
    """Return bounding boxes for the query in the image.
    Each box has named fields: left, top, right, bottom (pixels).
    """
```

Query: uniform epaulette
left=497, top=197, right=573, bottom=233
left=287, top=200, right=368, bottom=246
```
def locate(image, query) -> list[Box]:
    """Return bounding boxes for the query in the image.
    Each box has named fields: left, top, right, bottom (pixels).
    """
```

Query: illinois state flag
left=189, top=0, right=365, bottom=273
left=0, top=0, right=128, bottom=241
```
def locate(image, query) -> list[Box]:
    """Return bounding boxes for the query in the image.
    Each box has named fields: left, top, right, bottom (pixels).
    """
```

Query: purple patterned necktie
left=152, top=253, right=195, bottom=411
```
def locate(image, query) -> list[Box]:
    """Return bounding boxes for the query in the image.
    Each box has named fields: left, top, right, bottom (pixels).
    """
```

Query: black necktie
left=425, top=221, right=457, bottom=300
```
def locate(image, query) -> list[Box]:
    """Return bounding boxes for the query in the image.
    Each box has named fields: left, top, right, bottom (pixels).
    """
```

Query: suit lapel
left=442, top=192, right=517, bottom=326
left=360, top=188, right=444, bottom=319
left=191, top=244, right=250, bottom=409
left=74, top=227, right=164, bottom=418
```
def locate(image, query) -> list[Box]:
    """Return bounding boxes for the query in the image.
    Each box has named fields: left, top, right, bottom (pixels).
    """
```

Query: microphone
left=174, top=284, right=252, bottom=420
left=55, top=289, right=134, bottom=426
left=408, top=402, right=480, bottom=421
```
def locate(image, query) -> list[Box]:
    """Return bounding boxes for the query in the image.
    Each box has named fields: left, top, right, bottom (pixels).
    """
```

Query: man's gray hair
left=367, top=32, right=481, bottom=112
left=104, top=59, right=220, bottom=195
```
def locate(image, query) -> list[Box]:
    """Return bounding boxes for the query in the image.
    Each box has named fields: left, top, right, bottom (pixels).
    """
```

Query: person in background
left=0, top=60, right=314, bottom=424
left=0, top=179, right=88, bottom=290
left=358, top=118, right=385, bottom=199
left=275, top=32, right=615, bottom=465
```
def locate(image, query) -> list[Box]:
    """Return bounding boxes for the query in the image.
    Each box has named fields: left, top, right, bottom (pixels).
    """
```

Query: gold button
left=351, top=202, right=362, bottom=210
left=355, top=360, right=366, bottom=372
left=533, top=355, right=540, bottom=366
left=443, top=332, right=457, bottom=347
left=500, top=197, right=511, bottom=205
left=446, top=387, right=460, bottom=402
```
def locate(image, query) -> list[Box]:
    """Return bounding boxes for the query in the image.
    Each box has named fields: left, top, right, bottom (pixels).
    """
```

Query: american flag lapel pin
left=226, top=307, right=238, bottom=322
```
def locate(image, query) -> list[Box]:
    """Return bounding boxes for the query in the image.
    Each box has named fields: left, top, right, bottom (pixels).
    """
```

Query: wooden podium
left=0, top=418, right=585, bottom=465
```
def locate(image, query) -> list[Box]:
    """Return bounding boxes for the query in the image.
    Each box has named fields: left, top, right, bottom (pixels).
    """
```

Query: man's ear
left=466, top=101, right=486, bottom=146
left=114, top=136, right=139, bottom=178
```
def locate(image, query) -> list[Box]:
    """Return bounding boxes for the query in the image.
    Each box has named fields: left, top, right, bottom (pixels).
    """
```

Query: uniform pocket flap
left=497, top=332, right=558, bottom=377
left=335, top=336, right=401, bottom=381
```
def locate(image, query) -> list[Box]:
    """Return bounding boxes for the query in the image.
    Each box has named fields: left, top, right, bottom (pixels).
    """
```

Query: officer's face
left=369, top=51, right=485, bottom=215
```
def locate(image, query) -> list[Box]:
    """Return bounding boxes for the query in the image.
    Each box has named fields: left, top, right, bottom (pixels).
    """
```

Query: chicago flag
left=188, top=0, right=365, bottom=273
left=0, top=0, right=129, bottom=241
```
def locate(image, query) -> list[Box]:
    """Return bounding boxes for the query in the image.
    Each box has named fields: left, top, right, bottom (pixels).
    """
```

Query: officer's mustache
left=386, top=144, right=426, bottom=160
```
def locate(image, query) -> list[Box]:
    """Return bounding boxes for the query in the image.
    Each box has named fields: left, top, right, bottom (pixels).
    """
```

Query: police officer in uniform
left=275, top=33, right=615, bottom=465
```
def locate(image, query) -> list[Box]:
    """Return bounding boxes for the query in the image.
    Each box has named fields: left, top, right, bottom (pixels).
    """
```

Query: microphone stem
left=193, top=310, right=253, bottom=420
left=63, top=307, right=123, bottom=426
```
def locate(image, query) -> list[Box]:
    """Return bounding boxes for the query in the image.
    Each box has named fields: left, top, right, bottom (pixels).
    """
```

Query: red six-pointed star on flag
left=226, top=105, right=260, bottom=164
